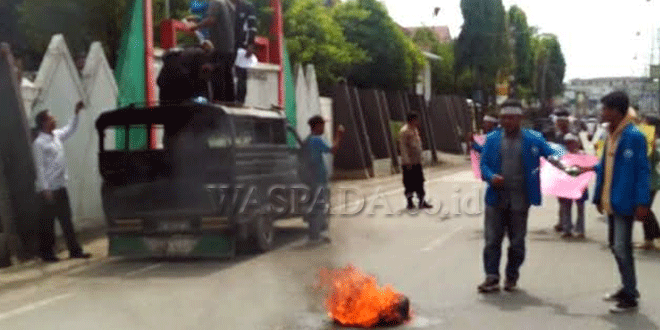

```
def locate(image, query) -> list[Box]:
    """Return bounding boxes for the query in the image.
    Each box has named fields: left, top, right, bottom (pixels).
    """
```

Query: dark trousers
left=483, top=205, right=529, bottom=281
left=235, top=67, right=248, bottom=104
left=38, top=188, right=83, bottom=258
left=211, top=52, right=236, bottom=103
left=402, top=164, right=425, bottom=201
left=643, top=190, right=660, bottom=241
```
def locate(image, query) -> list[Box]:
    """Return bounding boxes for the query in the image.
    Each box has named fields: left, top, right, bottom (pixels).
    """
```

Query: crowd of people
left=468, top=91, right=656, bottom=313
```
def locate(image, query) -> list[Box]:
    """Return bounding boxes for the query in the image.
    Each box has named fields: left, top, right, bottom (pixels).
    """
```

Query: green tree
left=455, top=0, right=511, bottom=104
left=283, top=0, right=367, bottom=95
left=533, top=33, right=566, bottom=110
left=411, top=27, right=473, bottom=95
left=18, top=0, right=189, bottom=68
left=333, top=0, right=425, bottom=90
left=507, top=5, right=534, bottom=97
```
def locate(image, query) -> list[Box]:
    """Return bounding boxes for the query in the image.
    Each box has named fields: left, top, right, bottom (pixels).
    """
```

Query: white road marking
left=124, top=263, right=162, bottom=277
left=0, top=293, right=75, bottom=322
left=420, top=226, right=465, bottom=252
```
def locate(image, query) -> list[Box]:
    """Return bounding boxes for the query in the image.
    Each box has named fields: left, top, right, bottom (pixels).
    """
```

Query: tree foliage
left=333, top=0, right=425, bottom=90
left=18, top=0, right=190, bottom=69
left=411, top=27, right=473, bottom=95
left=455, top=0, right=511, bottom=102
left=507, top=5, right=533, bottom=92
left=533, top=34, right=566, bottom=102
left=283, top=0, right=367, bottom=95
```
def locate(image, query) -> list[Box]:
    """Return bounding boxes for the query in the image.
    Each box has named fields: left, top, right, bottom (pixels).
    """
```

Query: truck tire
left=0, top=234, right=11, bottom=268
left=251, top=213, right=274, bottom=252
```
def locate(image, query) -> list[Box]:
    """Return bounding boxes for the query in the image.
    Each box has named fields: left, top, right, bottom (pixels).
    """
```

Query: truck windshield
left=101, top=114, right=230, bottom=152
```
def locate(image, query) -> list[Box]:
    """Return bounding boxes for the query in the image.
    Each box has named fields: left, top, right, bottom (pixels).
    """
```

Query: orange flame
left=318, top=264, right=408, bottom=328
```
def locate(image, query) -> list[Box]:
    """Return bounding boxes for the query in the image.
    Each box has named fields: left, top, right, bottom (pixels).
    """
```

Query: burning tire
left=319, top=265, right=411, bottom=328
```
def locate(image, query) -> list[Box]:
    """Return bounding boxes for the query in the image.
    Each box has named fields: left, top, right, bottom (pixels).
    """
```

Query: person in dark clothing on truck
left=157, top=45, right=215, bottom=104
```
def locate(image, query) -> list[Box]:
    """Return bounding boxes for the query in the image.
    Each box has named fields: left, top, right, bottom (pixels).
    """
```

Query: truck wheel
left=251, top=213, right=274, bottom=252
left=0, top=234, right=11, bottom=268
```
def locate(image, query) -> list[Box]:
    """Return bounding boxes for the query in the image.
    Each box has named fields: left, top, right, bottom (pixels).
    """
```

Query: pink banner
left=540, top=154, right=598, bottom=200
left=471, top=150, right=481, bottom=179
left=471, top=135, right=485, bottom=179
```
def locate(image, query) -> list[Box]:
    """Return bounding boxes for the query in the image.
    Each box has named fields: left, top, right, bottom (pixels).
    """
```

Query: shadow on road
left=480, top=290, right=588, bottom=318
left=599, top=313, right=660, bottom=330
left=480, top=290, right=660, bottom=328
left=68, top=225, right=309, bottom=279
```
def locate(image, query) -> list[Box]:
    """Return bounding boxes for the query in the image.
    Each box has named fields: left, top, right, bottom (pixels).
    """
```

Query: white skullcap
left=499, top=105, right=523, bottom=116
left=483, top=115, right=498, bottom=123
left=564, top=133, right=579, bottom=142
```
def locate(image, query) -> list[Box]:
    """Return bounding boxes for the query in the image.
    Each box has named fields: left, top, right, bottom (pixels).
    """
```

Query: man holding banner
left=477, top=99, right=569, bottom=293
left=580, top=91, right=650, bottom=313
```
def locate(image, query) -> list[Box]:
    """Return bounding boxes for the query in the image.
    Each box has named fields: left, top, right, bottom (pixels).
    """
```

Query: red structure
left=269, top=0, right=284, bottom=107
left=144, top=0, right=157, bottom=148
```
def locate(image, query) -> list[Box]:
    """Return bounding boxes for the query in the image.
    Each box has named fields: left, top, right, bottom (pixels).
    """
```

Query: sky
left=380, top=0, right=660, bottom=82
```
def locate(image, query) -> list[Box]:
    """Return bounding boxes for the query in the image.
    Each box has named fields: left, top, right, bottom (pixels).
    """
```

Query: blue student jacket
left=480, top=129, right=558, bottom=207
left=592, top=124, right=651, bottom=216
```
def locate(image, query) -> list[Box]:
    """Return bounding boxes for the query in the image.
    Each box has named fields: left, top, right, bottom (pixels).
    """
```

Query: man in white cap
left=478, top=99, right=569, bottom=293
left=552, top=109, right=572, bottom=233
left=472, top=115, right=499, bottom=154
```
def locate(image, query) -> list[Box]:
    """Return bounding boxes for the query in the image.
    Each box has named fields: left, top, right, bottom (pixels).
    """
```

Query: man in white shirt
left=32, top=101, right=91, bottom=262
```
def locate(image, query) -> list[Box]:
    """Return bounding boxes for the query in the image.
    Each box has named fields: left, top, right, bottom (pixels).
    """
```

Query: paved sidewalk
left=0, top=236, right=107, bottom=291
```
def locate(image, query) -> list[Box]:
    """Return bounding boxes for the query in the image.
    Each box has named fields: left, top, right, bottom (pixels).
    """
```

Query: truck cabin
left=95, top=103, right=299, bottom=221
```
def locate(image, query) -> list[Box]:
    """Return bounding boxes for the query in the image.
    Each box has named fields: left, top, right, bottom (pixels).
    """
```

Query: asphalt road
left=1, top=167, right=660, bottom=329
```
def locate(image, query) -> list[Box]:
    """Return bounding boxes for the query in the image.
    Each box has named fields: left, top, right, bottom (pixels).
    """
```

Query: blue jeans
left=608, top=213, right=639, bottom=300
left=483, top=206, right=529, bottom=281
left=304, top=185, right=329, bottom=240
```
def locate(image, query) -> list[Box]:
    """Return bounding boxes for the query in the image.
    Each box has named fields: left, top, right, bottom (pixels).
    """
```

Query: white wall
left=244, top=63, right=280, bottom=109
left=294, top=64, right=311, bottom=138
left=77, top=42, right=118, bottom=225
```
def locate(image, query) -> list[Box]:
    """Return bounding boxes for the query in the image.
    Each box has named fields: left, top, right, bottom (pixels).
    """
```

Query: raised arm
left=330, top=125, right=345, bottom=155
left=244, top=3, right=257, bottom=48
left=54, top=101, right=84, bottom=141
left=190, top=2, right=219, bottom=30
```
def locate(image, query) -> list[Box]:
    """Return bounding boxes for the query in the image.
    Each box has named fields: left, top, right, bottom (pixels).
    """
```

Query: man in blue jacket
left=478, top=99, right=567, bottom=293
left=581, top=91, right=650, bottom=313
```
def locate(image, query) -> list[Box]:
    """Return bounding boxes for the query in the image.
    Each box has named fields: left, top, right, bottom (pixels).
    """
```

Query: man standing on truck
left=232, top=0, right=257, bottom=104
left=189, top=0, right=237, bottom=103
left=32, top=102, right=92, bottom=262
left=303, top=116, right=344, bottom=246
